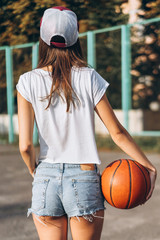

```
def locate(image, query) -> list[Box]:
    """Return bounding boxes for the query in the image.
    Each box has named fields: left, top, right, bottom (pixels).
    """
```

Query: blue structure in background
left=0, top=17, right=160, bottom=143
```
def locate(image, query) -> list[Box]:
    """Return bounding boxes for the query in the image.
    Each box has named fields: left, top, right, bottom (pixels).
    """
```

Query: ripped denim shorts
left=27, top=162, right=105, bottom=219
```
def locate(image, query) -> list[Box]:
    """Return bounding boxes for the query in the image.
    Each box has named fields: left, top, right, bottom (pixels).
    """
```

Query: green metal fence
left=0, top=17, right=160, bottom=143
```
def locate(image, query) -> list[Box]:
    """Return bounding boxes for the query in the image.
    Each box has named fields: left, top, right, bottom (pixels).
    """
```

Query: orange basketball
left=101, top=159, right=151, bottom=209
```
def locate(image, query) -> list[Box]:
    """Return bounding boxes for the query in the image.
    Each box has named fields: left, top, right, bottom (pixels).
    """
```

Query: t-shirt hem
left=38, top=158, right=101, bottom=165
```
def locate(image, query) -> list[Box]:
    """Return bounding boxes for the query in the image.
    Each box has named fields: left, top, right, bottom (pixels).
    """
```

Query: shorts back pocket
left=31, top=178, right=50, bottom=211
left=72, top=178, right=100, bottom=210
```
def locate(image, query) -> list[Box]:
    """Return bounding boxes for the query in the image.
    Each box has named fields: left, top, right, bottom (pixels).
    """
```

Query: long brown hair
left=37, top=38, right=87, bottom=112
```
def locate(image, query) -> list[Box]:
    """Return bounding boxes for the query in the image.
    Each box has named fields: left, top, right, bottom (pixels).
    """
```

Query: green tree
left=131, top=0, right=160, bottom=109
left=0, top=0, right=128, bottom=113
left=0, top=0, right=128, bottom=45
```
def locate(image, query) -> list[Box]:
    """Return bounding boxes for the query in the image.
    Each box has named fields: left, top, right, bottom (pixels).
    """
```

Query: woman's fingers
left=146, top=170, right=157, bottom=200
left=30, top=167, right=37, bottom=178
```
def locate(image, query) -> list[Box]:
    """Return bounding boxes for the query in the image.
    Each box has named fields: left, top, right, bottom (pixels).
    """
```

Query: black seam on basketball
left=110, top=159, right=122, bottom=207
left=132, top=161, right=148, bottom=199
left=126, top=159, right=132, bottom=209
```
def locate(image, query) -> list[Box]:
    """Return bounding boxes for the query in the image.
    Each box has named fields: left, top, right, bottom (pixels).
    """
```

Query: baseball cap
left=40, top=6, right=79, bottom=48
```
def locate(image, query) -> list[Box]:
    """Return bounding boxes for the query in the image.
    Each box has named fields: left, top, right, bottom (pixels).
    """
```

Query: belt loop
left=60, top=163, right=64, bottom=173
left=96, top=164, right=100, bottom=174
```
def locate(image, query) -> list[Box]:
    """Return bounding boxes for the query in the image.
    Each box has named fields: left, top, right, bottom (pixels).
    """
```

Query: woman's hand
left=146, top=169, right=157, bottom=201
left=29, top=166, right=37, bottom=178
left=31, top=172, right=34, bottom=178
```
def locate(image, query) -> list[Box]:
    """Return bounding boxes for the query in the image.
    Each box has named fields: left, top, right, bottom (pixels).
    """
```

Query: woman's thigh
left=32, top=213, right=68, bottom=240
left=70, top=210, right=104, bottom=240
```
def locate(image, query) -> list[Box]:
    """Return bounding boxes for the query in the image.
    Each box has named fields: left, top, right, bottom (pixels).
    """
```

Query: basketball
left=101, top=159, right=151, bottom=209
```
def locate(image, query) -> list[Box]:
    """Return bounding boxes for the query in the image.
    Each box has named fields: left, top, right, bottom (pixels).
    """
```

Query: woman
left=17, top=6, right=157, bottom=240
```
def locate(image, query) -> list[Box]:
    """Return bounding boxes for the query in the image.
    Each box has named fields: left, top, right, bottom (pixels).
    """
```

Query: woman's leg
left=32, top=213, right=68, bottom=240
left=70, top=210, right=104, bottom=240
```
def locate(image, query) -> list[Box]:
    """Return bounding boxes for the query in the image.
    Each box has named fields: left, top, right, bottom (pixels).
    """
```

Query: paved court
left=0, top=145, right=159, bottom=240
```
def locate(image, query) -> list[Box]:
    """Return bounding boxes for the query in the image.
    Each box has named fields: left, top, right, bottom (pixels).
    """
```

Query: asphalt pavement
left=0, top=145, right=159, bottom=240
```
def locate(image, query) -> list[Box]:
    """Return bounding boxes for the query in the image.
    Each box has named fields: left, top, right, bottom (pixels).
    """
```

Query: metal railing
left=0, top=17, right=160, bottom=143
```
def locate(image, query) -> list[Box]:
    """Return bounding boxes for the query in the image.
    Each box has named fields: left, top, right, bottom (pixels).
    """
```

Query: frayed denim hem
left=69, top=207, right=106, bottom=223
left=27, top=207, right=106, bottom=224
left=27, top=208, right=65, bottom=218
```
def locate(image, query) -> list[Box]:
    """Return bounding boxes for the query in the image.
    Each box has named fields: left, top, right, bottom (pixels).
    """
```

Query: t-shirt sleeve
left=91, top=70, right=109, bottom=106
left=16, top=74, right=31, bottom=103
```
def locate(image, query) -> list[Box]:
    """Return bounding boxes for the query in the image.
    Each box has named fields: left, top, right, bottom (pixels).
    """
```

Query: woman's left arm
left=17, top=92, right=36, bottom=178
left=95, top=94, right=157, bottom=200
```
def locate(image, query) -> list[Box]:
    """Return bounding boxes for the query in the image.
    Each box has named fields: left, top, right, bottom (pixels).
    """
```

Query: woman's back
left=17, top=67, right=109, bottom=164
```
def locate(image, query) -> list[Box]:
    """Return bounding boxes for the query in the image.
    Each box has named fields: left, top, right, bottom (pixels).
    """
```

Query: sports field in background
left=1, top=17, right=160, bottom=144
left=0, top=145, right=159, bottom=240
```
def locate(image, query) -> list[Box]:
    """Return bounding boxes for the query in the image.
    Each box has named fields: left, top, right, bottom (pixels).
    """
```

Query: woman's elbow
left=110, top=127, right=128, bottom=144
left=19, top=142, right=33, bottom=153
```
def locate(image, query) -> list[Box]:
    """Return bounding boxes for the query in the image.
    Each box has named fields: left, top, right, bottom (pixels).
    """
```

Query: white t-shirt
left=16, top=67, right=109, bottom=165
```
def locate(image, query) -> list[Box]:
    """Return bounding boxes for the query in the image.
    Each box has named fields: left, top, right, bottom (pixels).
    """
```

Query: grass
left=95, top=134, right=160, bottom=153
left=1, top=134, right=160, bottom=153
left=0, top=134, right=19, bottom=145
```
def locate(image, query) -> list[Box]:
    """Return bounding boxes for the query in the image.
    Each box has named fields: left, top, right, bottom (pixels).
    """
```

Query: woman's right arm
left=17, top=92, right=36, bottom=177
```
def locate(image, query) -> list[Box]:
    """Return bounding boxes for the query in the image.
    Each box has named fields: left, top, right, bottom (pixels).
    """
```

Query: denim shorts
left=27, top=162, right=105, bottom=218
